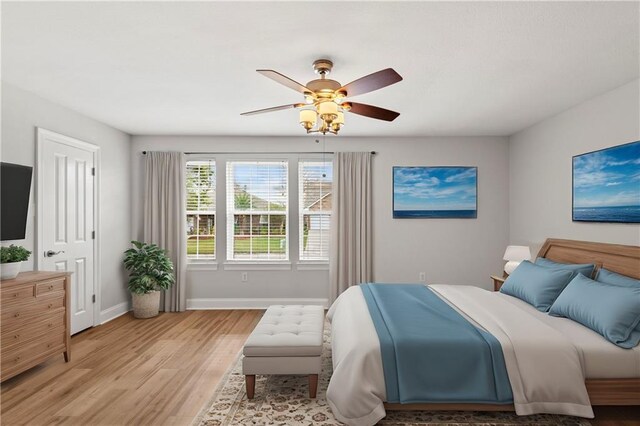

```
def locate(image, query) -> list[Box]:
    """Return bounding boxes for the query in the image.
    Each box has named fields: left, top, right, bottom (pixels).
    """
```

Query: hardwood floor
left=1, top=310, right=262, bottom=425
left=1, top=309, right=638, bottom=425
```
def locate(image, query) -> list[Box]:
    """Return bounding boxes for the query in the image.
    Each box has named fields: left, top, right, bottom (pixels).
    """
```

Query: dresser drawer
left=1, top=328, right=65, bottom=371
left=35, top=279, right=65, bottom=296
left=1, top=292, right=65, bottom=324
left=1, top=308, right=65, bottom=351
left=1, top=285, right=35, bottom=306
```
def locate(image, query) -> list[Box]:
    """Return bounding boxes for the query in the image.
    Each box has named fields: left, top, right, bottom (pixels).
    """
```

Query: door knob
left=45, top=250, right=65, bottom=257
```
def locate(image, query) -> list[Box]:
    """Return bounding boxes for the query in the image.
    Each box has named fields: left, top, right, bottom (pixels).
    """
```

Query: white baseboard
left=100, top=301, right=131, bottom=324
left=186, top=298, right=328, bottom=310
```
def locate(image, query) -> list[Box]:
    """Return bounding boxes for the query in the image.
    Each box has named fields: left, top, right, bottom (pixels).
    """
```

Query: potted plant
left=123, top=241, right=174, bottom=319
left=0, top=245, right=31, bottom=280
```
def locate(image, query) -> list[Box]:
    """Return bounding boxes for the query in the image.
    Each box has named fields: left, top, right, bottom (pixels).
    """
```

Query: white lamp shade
left=299, top=109, right=316, bottom=125
left=318, top=101, right=338, bottom=116
left=504, top=261, right=522, bottom=275
left=503, top=245, right=531, bottom=262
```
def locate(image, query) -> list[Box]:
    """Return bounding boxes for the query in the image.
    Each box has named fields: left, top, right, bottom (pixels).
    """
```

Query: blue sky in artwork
left=393, top=167, right=477, bottom=211
left=573, top=141, right=640, bottom=208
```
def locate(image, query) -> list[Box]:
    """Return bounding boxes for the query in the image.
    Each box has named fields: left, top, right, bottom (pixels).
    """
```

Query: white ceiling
left=2, top=1, right=638, bottom=137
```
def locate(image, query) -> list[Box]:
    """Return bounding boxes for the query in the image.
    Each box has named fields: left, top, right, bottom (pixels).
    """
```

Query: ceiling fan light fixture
left=241, top=59, right=402, bottom=135
left=331, top=111, right=345, bottom=132
left=299, top=109, right=317, bottom=131
left=318, top=101, right=338, bottom=124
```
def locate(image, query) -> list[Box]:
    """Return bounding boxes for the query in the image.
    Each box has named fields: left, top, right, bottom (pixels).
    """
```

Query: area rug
left=194, top=323, right=591, bottom=426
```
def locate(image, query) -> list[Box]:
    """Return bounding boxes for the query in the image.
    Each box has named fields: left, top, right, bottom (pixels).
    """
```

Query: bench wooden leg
left=308, top=374, right=318, bottom=398
left=246, top=375, right=256, bottom=399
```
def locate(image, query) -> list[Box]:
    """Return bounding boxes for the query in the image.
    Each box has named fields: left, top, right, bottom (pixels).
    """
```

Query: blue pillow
left=535, top=257, right=596, bottom=279
left=549, top=274, right=640, bottom=348
left=500, top=260, right=574, bottom=311
left=596, top=268, right=640, bottom=288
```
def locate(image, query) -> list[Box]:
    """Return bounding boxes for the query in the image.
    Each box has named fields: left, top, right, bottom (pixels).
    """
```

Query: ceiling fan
left=241, top=59, right=403, bottom=135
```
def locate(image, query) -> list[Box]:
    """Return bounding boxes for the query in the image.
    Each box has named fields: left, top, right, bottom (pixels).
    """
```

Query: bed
left=326, top=239, right=640, bottom=426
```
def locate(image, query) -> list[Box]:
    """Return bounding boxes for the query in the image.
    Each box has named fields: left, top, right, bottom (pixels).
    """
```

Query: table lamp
left=503, top=245, right=531, bottom=275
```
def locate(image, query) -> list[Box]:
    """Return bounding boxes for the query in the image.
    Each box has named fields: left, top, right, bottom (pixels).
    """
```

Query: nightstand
left=491, top=275, right=505, bottom=292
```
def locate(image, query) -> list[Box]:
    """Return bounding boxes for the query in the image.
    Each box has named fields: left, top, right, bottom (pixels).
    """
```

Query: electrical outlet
left=419, top=272, right=426, bottom=282
left=241, top=272, right=248, bottom=282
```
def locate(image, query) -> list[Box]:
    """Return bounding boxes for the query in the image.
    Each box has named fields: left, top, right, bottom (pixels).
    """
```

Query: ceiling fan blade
left=241, top=103, right=303, bottom=116
left=257, top=70, right=313, bottom=94
left=345, top=102, right=400, bottom=121
left=338, top=68, right=403, bottom=97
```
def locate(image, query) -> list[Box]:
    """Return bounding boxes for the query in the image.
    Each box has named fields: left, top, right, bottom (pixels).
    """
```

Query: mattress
left=495, top=291, right=640, bottom=379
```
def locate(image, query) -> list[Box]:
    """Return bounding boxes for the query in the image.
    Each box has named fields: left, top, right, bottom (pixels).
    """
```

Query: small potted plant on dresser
left=123, top=241, right=174, bottom=319
left=0, top=245, right=32, bottom=280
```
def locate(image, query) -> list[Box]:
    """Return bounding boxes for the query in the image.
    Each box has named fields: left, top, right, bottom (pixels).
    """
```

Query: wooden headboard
left=537, top=238, right=640, bottom=280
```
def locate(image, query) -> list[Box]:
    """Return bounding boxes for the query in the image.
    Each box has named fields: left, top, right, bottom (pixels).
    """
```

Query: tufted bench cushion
left=243, top=305, right=324, bottom=357
left=242, top=305, right=324, bottom=399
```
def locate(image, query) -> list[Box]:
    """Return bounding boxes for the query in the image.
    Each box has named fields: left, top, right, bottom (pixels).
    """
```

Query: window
left=226, top=161, right=288, bottom=261
left=186, top=160, right=216, bottom=260
left=299, top=160, right=333, bottom=261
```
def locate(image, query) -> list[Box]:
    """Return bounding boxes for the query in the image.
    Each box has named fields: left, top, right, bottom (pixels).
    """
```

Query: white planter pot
left=131, top=290, right=161, bottom=319
left=1, top=261, right=22, bottom=280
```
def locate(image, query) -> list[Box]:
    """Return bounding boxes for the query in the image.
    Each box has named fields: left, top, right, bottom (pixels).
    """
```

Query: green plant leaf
left=123, top=241, right=175, bottom=294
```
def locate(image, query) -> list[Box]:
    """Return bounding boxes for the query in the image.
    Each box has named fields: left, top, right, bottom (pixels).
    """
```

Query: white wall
left=131, top=135, right=509, bottom=305
left=1, top=81, right=132, bottom=315
left=509, top=79, right=640, bottom=254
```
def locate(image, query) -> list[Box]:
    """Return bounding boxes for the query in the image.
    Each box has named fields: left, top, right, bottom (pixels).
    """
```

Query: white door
left=38, top=129, right=97, bottom=334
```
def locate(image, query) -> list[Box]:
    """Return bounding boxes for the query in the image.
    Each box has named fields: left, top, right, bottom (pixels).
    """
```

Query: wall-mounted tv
left=1, top=162, right=33, bottom=241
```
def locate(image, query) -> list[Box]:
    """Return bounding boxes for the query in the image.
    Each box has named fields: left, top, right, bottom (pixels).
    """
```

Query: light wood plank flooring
left=1, top=310, right=262, bottom=425
left=2, top=309, right=638, bottom=425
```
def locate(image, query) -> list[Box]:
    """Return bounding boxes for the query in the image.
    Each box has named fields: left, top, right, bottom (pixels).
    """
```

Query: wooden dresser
left=1, top=271, right=71, bottom=382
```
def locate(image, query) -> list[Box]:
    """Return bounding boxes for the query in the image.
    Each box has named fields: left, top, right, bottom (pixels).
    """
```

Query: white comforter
left=326, top=285, right=594, bottom=426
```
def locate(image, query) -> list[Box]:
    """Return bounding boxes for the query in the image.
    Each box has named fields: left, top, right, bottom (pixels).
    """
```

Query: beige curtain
left=143, top=152, right=187, bottom=312
left=329, top=152, right=373, bottom=303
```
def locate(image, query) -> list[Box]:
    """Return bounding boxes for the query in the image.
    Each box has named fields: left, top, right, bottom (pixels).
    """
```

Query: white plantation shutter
left=299, top=160, right=333, bottom=260
left=226, top=161, right=288, bottom=260
left=186, top=160, right=216, bottom=259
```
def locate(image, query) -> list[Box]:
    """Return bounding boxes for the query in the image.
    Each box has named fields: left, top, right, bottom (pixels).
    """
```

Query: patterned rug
left=194, top=323, right=591, bottom=426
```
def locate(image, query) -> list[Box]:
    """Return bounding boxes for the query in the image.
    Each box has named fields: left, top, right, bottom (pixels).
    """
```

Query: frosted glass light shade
left=318, top=101, right=338, bottom=116
left=334, top=111, right=345, bottom=125
left=503, top=245, right=531, bottom=261
left=299, top=109, right=316, bottom=125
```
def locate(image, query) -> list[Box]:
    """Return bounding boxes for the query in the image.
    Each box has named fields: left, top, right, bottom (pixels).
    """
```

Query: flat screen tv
left=1, top=162, right=33, bottom=241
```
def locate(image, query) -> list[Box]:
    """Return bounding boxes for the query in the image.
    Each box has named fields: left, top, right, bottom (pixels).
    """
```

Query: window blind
left=226, top=160, right=289, bottom=261
left=299, top=160, right=333, bottom=261
left=186, top=160, right=216, bottom=259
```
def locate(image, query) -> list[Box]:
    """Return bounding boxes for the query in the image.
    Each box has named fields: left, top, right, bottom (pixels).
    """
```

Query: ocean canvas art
left=393, top=166, right=477, bottom=218
left=573, top=141, right=640, bottom=223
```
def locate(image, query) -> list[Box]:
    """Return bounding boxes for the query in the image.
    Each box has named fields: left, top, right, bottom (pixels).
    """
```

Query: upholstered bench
left=242, top=305, right=324, bottom=399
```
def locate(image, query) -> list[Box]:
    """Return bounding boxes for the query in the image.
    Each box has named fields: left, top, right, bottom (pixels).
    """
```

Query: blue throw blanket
left=360, top=283, right=513, bottom=404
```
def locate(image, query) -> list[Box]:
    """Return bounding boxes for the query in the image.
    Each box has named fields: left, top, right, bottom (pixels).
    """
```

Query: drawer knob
left=15, top=356, right=20, bottom=362
left=14, top=334, right=19, bottom=339
left=14, top=313, right=20, bottom=318
left=47, top=343, right=51, bottom=348
left=49, top=285, right=54, bottom=290
left=48, top=304, right=53, bottom=309
left=12, top=293, right=18, bottom=298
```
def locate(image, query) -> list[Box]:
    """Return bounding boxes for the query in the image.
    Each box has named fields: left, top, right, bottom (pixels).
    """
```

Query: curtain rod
left=141, top=151, right=376, bottom=155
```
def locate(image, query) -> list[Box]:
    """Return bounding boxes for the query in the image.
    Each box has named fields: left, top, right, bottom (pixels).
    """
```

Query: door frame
left=36, top=128, right=101, bottom=329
